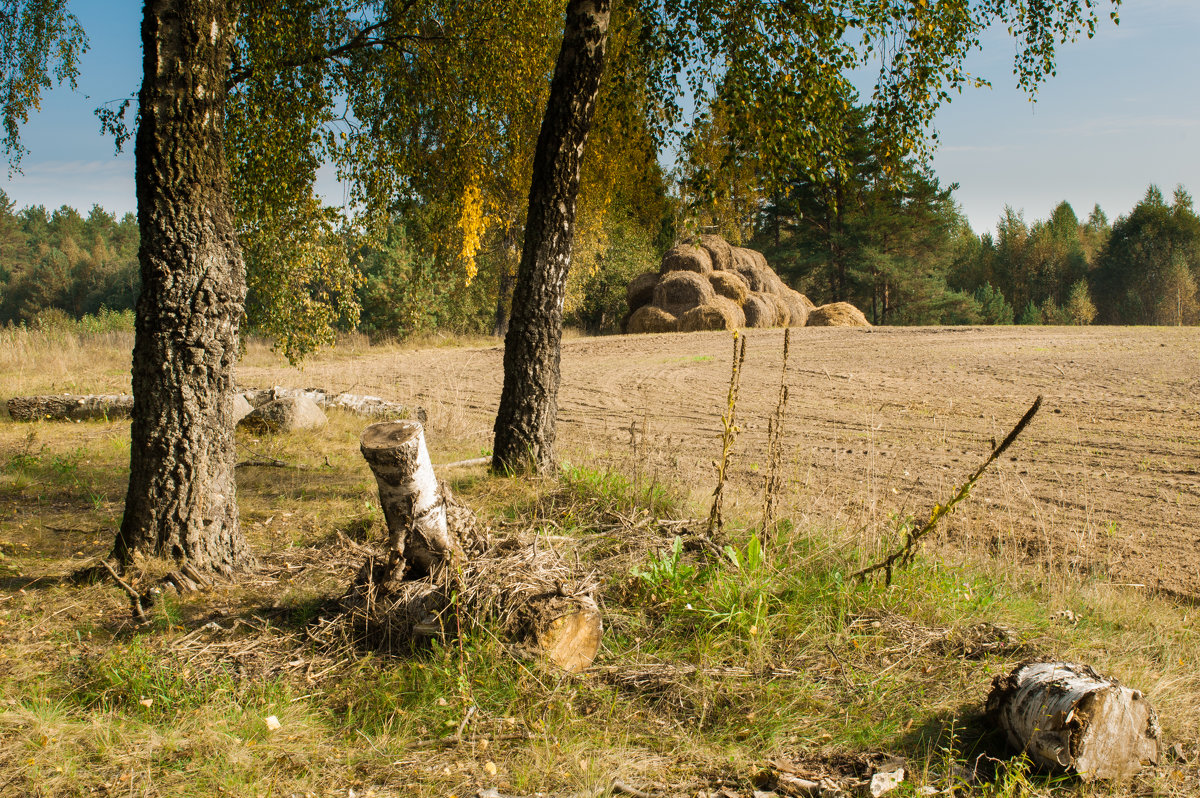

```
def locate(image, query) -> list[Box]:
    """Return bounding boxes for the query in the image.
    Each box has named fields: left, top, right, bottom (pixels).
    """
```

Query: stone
left=239, top=395, right=327, bottom=434
left=232, top=393, right=254, bottom=425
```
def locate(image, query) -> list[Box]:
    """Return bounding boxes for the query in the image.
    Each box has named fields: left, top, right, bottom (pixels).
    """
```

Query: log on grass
left=7, top=393, right=133, bottom=421
left=986, top=660, right=1160, bottom=780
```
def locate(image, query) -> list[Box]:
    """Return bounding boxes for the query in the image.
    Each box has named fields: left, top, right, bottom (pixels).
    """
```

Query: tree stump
left=348, top=421, right=602, bottom=672
left=986, top=661, right=1160, bottom=780
left=360, top=421, right=464, bottom=580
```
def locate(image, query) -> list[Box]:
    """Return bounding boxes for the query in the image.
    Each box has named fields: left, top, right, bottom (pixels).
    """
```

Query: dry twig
left=853, top=395, right=1043, bottom=585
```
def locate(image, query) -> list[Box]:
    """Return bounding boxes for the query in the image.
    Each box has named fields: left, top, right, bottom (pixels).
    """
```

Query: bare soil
left=245, top=326, right=1200, bottom=599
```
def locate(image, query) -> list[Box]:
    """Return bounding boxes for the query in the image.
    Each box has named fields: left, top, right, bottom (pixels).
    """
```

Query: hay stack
left=762, top=292, right=791, bottom=327
left=697, top=233, right=733, bottom=272
left=627, top=305, right=678, bottom=334
left=626, top=270, right=658, bottom=312
left=742, top=293, right=775, bottom=328
left=653, top=270, right=715, bottom=317
left=679, top=296, right=745, bottom=332
left=621, top=233, right=869, bottom=335
left=708, top=270, right=749, bottom=305
left=731, top=247, right=776, bottom=293
left=807, top=302, right=871, bottom=327
left=659, top=244, right=712, bottom=276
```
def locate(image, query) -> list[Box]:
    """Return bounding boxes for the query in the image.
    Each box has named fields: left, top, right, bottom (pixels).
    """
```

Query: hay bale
left=807, top=302, right=871, bottom=327
left=731, top=246, right=757, bottom=274
left=717, top=295, right=747, bottom=328
left=653, top=270, right=715, bottom=317
left=781, top=288, right=811, bottom=327
left=627, top=305, right=679, bottom=334
left=732, top=247, right=782, bottom=294
left=659, top=244, right=712, bottom=276
left=626, top=270, right=659, bottom=312
left=708, top=270, right=749, bottom=306
left=697, top=234, right=733, bottom=271
left=742, top=293, right=776, bottom=328
left=762, top=292, right=791, bottom=326
left=678, top=296, right=745, bottom=332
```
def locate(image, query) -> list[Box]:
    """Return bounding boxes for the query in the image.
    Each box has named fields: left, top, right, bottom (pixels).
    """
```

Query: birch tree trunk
left=111, top=0, right=253, bottom=574
left=491, top=0, right=611, bottom=474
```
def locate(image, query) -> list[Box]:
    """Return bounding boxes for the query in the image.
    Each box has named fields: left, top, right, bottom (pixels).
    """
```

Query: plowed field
left=245, top=326, right=1200, bottom=599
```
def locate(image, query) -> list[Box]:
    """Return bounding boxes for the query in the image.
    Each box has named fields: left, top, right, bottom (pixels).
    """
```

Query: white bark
left=987, top=661, right=1160, bottom=780
left=360, top=421, right=462, bottom=576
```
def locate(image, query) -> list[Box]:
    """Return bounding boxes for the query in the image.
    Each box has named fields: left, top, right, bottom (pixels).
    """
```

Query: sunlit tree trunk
left=492, top=0, right=611, bottom=474
left=112, top=0, right=253, bottom=574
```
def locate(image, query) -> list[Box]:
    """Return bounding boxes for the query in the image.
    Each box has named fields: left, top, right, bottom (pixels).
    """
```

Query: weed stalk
left=760, top=329, right=790, bottom=549
left=708, top=332, right=747, bottom=537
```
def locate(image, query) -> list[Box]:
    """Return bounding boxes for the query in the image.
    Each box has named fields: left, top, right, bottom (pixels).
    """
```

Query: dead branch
left=854, top=395, right=1043, bottom=585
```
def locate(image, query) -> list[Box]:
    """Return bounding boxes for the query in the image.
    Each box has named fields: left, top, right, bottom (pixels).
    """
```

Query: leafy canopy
left=634, top=0, right=1119, bottom=195
left=0, top=0, right=87, bottom=169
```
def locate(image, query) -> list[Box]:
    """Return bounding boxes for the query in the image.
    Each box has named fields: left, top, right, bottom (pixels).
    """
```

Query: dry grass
left=0, top=325, right=135, bottom=398
left=0, top=332, right=1198, bottom=797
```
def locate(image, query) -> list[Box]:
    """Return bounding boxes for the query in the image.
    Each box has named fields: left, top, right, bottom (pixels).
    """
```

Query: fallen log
left=7, top=393, right=133, bottom=422
left=343, top=420, right=602, bottom=672
left=249, top=385, right=424, bottom=422
left=986, top=660, right=1160, bottom=780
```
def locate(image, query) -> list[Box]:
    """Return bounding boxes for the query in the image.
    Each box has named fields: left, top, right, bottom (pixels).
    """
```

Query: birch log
left=7, top=394, right=133, bottom=421
left=986, top=661, right=1160, bottom=780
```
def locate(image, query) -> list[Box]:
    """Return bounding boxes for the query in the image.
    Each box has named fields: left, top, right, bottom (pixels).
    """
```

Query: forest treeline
left=3, top=176, right=1197, bottom=335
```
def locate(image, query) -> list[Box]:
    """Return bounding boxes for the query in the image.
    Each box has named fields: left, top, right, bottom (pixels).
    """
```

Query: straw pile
left=621, top=233, right=867, bottom=335
left=679, top=296, right=746, bottom=332
left=626, top=270, right=658, bottom=312
left=807, top=301, right=871, bottom=327
left=659, top=244, right=712, bottom=275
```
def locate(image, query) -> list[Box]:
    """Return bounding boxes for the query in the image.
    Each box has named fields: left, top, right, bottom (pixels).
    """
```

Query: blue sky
left=2, top=0, right=1197, bottom=234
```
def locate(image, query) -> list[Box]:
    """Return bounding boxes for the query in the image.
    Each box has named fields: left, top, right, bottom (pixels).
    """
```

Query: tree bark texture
left=491, top=0, right=611, bottom=474
left=112, top=0, right=253, bottom=574
left=986, top=661, right=1160, bottom=780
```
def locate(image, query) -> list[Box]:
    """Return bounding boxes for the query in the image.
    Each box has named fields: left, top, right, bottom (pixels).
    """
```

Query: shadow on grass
left=893, top=703, right=1022, bottom=785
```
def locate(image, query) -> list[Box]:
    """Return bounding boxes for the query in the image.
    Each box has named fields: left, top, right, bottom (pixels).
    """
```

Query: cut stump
left=986, top=660, right=1160, bottom=780
left=348, top=421, right=602, bottom=673
left=360, top=421, right=463, bottom=579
